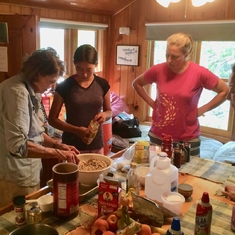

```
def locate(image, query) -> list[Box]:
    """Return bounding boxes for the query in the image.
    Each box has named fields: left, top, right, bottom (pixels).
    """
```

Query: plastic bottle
left=145, top=152, right=178, bottom=203
left=126, top=162, right=141, bottom=195
left=167, top=217, right=184, bottom=235
left=194, top=192, right=212, bottom=235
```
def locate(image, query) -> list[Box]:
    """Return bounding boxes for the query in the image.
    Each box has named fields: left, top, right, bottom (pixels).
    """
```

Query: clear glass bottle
left=178, top=141, right=187, bottom=165
left=126, top=162, right=140, bottom=195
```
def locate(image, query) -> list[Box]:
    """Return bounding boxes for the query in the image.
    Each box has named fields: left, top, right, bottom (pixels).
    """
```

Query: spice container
left=13, top=195, right=26, bottom=226
left=26, top=202, right=42, bottom=224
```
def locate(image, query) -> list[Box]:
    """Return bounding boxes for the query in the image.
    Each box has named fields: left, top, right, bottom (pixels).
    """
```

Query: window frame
left=39, top=27, right=105, bottom=79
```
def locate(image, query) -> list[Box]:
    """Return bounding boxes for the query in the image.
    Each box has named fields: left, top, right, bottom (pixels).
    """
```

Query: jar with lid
left=26, top=202, right=42, bottom=224
left=13, top=195, right=26, bottom=226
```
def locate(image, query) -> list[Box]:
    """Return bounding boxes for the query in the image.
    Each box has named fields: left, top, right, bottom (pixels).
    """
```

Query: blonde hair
left=167, top=33, right=193, bottom=59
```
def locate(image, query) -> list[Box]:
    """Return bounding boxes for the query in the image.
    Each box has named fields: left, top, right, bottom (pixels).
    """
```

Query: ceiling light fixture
left=156, top=0, right=171, bottom=8
left=156, top=0, right=214, bottom=8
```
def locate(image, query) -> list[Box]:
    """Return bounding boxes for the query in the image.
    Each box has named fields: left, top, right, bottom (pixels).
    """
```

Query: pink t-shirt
left=144, top=62, right=219, bottom=141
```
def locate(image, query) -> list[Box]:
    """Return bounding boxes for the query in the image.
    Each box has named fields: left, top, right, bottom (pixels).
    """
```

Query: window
left=148, top=41, right=235, bottom=140
left=39, top=26, right=103, bottom=77
left=77, top=30, right=96, bottom=47
left=40, top=28, right=65, bottom=61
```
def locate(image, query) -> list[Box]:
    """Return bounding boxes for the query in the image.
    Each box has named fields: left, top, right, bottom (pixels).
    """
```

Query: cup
left=161, top=192, right=185, bottom=215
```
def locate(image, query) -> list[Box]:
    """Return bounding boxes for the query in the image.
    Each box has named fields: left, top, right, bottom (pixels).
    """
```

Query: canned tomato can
left=231, top=205, right=235, bottom=231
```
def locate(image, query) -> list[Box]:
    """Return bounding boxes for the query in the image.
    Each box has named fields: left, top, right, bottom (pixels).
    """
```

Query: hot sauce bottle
left=194, top=192, right=213, bottom=235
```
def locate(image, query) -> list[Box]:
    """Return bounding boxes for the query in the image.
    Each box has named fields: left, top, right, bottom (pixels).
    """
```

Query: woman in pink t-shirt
left=132, top=33, right=228, bottom=156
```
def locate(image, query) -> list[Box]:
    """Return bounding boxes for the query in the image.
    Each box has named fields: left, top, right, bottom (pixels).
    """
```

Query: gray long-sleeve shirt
left=0, top=74, right=44, bottom=187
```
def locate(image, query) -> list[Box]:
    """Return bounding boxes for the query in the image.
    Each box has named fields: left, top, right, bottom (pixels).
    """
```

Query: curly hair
left=20, top=47, right=65, bottom=82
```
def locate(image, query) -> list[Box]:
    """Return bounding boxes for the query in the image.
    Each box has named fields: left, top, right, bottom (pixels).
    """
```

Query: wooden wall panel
left=0, top=3, right=110, bottom=24
left=108, top=0, right=235, bottom=124
left=0, top=15, right=37, bottom=82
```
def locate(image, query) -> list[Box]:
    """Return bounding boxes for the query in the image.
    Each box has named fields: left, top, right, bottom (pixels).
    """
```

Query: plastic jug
left=145, top=152, right=178, bottom=203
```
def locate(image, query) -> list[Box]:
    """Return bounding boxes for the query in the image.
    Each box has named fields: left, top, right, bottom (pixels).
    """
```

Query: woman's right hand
left=56, top=149, right=80, bottom=164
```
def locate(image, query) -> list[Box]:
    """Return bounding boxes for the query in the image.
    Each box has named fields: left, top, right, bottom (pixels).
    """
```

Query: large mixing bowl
left=78, top=153, right=113, bottom=186
left=9, top=224, right=58, bottom=235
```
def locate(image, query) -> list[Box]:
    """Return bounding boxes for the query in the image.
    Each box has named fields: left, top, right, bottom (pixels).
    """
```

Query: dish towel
left=180, top=198, right=234, bottom=235
left=179, top=156, right=235, bottom=184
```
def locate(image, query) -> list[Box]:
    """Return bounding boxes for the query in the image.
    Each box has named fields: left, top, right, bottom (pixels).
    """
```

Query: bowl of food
left=136, top=166, right=150, bottom=186
left=9, top=224, right=58, bottom=235
left=178, top=183, right=193, bottom=199
left=78, top=153, right=113, bottom=186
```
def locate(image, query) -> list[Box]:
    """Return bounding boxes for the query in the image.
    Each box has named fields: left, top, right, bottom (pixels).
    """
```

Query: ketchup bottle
left=161, top=133, right=173, bottom=161
left=194, top=192, right=212, bottom=235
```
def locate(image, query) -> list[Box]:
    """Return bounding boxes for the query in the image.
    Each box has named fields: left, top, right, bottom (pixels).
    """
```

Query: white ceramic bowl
left=78, top=153, right=113, bottom=186
left=136, top=166, right=150, bottom=186
left=161, top=192, right=185, bottom=215
left=37, top=194, right=53, bottom=212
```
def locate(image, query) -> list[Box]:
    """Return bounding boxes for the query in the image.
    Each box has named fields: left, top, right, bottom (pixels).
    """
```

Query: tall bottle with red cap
left=194, top=192, right=213, bottom=235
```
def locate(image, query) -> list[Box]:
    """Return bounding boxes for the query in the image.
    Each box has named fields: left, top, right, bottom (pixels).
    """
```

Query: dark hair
left=73, top=44, right=98, bottom=64
left=20, top=47, right=65, bottom=82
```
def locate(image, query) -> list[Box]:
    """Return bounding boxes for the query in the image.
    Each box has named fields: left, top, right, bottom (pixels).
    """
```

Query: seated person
left=222, top=63, right=235, bottom=201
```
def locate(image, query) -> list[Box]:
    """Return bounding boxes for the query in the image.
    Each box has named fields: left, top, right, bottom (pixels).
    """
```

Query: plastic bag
left=112, top=143, right=136, bottom=170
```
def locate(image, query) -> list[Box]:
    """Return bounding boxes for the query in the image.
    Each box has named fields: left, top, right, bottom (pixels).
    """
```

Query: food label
left=194, top=203, right=212, bottom=235
left=98, top=182, right=121, bottom=216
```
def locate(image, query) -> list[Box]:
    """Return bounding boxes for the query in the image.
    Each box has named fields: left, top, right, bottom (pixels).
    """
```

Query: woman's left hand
left=95, top=112, right=106, bottom=124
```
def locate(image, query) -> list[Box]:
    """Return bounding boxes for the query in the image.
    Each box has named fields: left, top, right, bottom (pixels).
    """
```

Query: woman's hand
left=94, top=112, right=106, bottom=124
left=222, top=185, right=235, bottom=201
left=54, top=141, right=80, bottom=154
left=55, top=149, right=80, bottom=164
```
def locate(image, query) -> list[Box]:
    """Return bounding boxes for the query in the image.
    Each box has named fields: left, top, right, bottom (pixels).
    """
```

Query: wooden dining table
left=0, top=151, right=234, bottom=235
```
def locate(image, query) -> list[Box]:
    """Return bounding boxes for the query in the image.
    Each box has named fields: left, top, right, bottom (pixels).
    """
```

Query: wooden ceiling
left=0, top=0, right=137, bottom=15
